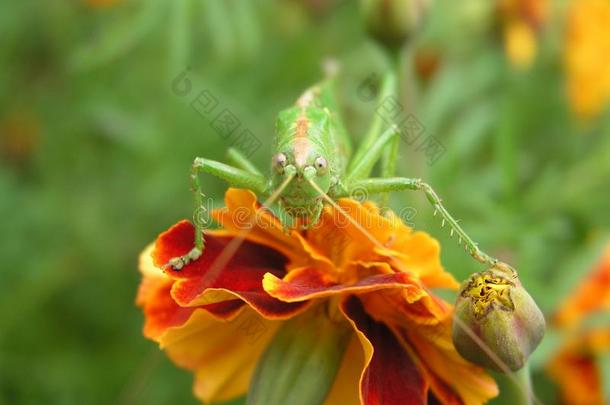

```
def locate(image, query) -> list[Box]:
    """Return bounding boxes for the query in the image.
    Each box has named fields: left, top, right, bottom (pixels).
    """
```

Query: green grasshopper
left=167, top=74, right=509, bottom=272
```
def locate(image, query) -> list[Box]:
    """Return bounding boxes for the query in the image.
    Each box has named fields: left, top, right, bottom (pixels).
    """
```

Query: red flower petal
left=138, top=276, right=246, bottom=339
left=341, top=296, right=429, bottom=405
left=263, top=267, right=422, bottom=303
left=138, top=244, right=246, bottom=340
left=153, top=221, right=308, bottom=319
left=139, top=277, right=196, bottom=339
left=203, top=300, right=246, bottom=318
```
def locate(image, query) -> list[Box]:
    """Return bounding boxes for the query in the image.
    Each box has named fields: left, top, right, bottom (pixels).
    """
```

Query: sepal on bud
left=452, top=268, right=545, bottom=373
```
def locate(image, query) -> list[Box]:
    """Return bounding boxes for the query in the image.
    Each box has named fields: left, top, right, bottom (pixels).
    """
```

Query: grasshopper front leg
left=341, top=177, right=513, bottom=272
left=165, top=157, right=267, bottom=270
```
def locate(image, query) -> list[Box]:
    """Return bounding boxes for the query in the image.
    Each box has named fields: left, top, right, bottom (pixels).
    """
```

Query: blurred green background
left=1, top=0, right=609, bottom=404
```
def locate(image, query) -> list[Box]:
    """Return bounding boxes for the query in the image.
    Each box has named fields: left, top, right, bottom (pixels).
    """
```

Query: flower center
left=462, top=271, right=515, bottom=319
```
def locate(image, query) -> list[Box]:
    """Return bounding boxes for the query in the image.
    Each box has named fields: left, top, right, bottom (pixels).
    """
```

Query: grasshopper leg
left=341, top=177, right=513, bottom=271
left=165, top=157, right=267, bottom=271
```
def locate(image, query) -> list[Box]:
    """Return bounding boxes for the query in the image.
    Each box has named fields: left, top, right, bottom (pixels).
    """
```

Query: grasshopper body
left=271, top=85, right=350, bottom=224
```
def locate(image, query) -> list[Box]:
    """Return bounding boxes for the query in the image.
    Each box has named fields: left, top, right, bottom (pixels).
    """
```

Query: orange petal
left=137, top=245, right=244, bottom=339
left=137, top=244, right=168, bottom=307
left=210, top=188, right=305, bottom=262
left=158, top=307, right=280, bottom=403
left=382, top=216, right=459, bottom=290
left=309, top=199, right=398, bottom=265
left=400, top=319, right=499, bottom=405
left=554, top=244, right=610, bottom=328
left=565, top=0, right=610, bottom=119
left=138, top=242, right=280, bottom=403
left=360, top=280, right=451, bottom=328
left=548, top=351, right=603, bottom=405
left=547, top=329, right=610, bottom=405
left=263, top=267, right=422, bottom=303
left=306, top=199, right=458, bottom=290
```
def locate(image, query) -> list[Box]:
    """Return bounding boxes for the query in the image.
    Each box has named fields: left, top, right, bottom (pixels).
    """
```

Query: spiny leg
left=341, top=177, right=513, bottom=271
left=166, top=157, right=267, bottom=270
left=226, top=147, right=263, bottom=176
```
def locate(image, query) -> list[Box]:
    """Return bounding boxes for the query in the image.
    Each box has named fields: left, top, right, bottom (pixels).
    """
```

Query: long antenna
left=306, top=178, right=539, bottom=404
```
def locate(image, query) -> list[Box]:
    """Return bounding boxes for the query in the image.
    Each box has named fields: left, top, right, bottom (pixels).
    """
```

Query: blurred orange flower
left=415, top=47, right=442, bottom=83
left=565, top=0, right=610, bottom=119
left=0, top=111, right=39, bottom=169
left=548, top=244, right=610, bottom=404
left=498, top=0, right=549, bottom=69
left=137, top=188, right=498, bottom=404
left=554, top=245, right=610, bottom=328
left=548, top=329, right=610, bottom=405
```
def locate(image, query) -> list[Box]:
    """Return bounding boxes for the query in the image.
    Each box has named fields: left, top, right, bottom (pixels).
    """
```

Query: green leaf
left=69, top=0, right=164, bottom=71
left=247, top=310, right=352, bottom=405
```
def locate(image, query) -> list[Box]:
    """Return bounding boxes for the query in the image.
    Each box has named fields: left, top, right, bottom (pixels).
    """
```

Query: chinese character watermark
left=358, top=73, right=447, bottom=166
left=172, top=69, right=262, bottom=158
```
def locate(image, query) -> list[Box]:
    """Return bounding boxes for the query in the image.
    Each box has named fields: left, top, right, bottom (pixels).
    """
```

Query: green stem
left=379, top=46, right=404, bottom=209
left=511, top=364, right=534, bottom=405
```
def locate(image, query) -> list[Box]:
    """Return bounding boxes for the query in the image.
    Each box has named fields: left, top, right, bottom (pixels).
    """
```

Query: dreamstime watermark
left=193, top=196, right=418, bottom=233
left=357, top=73, right=446, bottom=166
left=171, top=68, right=262, bottom=158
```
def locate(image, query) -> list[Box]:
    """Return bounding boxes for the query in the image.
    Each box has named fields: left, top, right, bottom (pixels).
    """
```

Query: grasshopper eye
left=314, top=156, right=328, bottom=175
left=273, top=153, right=287, bottom=173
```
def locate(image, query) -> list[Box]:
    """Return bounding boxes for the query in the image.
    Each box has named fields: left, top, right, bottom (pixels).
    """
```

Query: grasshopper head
left=271, top=150, right=331, bottom=221
left=271, top=106, right=334, bottom=223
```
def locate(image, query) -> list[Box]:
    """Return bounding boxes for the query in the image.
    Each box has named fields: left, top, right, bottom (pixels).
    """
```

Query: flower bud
left=452, top=268, right=545, bottom=373
left=360, top=0, right=431, bottom=48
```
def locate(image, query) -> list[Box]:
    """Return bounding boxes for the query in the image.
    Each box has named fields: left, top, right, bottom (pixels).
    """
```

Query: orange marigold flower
left=137, top=189, right=498, bottom=404
left=548, top=244, right=610, bottom=404
left=565, top=0, right=610, bottom=119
